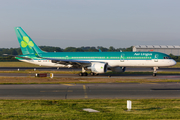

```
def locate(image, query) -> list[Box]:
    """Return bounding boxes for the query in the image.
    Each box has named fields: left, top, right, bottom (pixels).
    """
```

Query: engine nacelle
left=110, top=67, right=126, bottom=72
left=90, top=63, right=108, bottom=73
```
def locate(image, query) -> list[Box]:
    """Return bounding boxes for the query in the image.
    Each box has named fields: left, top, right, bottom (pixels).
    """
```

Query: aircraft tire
left=83, top=72, right=88, bottom=76
left=79, top=72, right=83, bottom=76
left=153, top=73, right=156, bottom=77
left=90, top=72, right=94, bottom=76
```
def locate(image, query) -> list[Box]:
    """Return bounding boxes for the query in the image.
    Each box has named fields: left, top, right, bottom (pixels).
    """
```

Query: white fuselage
left=20, top=59, right=176, bottom=68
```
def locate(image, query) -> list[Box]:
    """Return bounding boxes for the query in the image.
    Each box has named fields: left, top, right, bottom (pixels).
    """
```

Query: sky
left=0, top=0, right=180, bottom=48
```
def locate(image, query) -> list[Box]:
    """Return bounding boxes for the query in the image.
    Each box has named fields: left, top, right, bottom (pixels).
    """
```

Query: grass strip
left=0, top=70, right=80, bottom=74
left=0, top=62, right=41, bottom=67
left=0, top=99, right=180, bottom=119
left=0, top=76, right=180, bottom=84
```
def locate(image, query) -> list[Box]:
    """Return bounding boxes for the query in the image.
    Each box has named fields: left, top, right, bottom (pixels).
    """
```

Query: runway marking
left=83, top=85, right=88, bottom=98
left=62, top=84, right=74, bottom=86
left=141, top=83, right=158, bottom=84
left=40, top=90, right=73, bottom=92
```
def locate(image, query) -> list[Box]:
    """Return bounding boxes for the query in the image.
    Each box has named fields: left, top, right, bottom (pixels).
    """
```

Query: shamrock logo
left=21, top=36, right=34, bottom=49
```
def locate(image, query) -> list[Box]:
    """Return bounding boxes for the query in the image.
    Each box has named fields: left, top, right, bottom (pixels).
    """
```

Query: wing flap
left=46, top=58, right=91, bottom=67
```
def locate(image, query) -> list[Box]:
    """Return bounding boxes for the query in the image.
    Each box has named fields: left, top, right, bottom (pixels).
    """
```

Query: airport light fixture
left=127, top=100, right=132, bottom=111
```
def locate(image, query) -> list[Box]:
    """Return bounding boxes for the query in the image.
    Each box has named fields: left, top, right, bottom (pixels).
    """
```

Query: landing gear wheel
left=79, top=72, right=83, bottom=76
left=90, top=72, right=94, bottom=76
left=79, top=72, right=88, bottom=76
left=153, top=73, right=156, bottom=77
left=83, top=72, right=88, bottom=76
left=153, top=67, right=158, bottom=77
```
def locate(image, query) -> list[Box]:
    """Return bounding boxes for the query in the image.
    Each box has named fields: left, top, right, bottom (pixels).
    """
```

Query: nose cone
left=170, top=59, right=176, bottom=66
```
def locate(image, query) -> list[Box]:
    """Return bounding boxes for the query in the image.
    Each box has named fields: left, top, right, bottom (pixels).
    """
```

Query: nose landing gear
left=153, top=73, right=156, bottom=77
left=153, top=67, right=158, bottom=77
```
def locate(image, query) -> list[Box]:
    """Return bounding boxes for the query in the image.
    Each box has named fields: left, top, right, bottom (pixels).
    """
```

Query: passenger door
left=154, top=54, right=158, bottom=62
left=120, top=53, right=125, bottom=62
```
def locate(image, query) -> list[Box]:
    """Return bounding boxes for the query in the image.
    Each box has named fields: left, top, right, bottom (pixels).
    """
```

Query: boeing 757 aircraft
left=14, top=27, right=176, bottom=76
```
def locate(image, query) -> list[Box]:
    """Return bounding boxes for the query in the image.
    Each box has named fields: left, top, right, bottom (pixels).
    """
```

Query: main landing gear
left=78, top=67, right=99, bottom=76
left=79, top=67, right=88, bottom=76
left=79, top=72, right=99, bottom=76
left=90, top=72, right=99, bottom=76
left=79, top=72, right=88, bottom=76
left=153, top=67, right=158, bottom=77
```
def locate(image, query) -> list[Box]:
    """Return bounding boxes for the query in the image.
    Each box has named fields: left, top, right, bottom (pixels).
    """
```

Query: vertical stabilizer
left=14, top=27, right=46, bottom=55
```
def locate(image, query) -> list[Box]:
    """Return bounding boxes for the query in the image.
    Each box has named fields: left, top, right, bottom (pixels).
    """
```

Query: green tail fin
left=14, top=27, right=46, bottom=55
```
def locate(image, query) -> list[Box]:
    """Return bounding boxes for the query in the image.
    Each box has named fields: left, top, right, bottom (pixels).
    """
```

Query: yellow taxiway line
left=83, top=85, right=88, bottom=98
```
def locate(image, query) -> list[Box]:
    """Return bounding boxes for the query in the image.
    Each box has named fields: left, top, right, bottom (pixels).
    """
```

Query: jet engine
left=110, top=67, right=126, bottom=72
left=90, top=63, right=108, bottom=73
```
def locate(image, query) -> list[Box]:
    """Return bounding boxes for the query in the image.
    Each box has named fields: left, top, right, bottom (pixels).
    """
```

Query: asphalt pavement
left=0, top=83, right=180, bottom=99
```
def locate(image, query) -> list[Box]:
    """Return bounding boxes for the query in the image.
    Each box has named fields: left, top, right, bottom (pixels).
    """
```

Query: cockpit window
left=164, top=57, right=171, bottom=59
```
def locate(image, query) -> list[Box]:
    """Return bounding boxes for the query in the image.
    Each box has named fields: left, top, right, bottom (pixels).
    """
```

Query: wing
left=44, top=57, right=92, bottom=67
left=31, top=48, right=101, bottom=68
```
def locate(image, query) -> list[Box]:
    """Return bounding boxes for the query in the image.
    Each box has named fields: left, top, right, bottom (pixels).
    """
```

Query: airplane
left=14, top=27, right=176, bottom=76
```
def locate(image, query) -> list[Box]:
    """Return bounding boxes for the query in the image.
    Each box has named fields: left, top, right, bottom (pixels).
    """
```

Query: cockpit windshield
left=164, top=56, right=171, bottom=59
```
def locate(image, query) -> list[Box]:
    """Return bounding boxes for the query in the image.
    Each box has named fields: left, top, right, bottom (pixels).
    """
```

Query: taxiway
left=0, top=83, right=180, bottom=99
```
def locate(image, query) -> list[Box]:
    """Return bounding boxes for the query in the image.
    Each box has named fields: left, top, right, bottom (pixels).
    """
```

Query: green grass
left=0, top=70, right=180, bottom=75
left=171, top=62, right=180, bottom=68
left=0, top=99, right=180, bottom=119
left=1, top=76, right=180, bottom=84
left=0, top=62, right=41, bottom=67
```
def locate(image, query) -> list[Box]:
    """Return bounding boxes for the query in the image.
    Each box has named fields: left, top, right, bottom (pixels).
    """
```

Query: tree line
left=0, top=46, right=132, bottom=61
left=169, top=54, right=180, bottom=62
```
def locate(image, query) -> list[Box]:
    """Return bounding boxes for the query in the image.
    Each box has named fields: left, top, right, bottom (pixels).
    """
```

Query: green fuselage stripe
left=16, top=51, right=171, bottom=61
